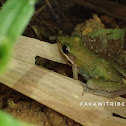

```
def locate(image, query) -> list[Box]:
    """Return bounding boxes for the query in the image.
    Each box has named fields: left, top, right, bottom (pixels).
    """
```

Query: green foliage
left=0, top=0, right=37, bottom=73
left=0, top=111, right=31, bottom=126
left=87, top=29, right=125, bottom=41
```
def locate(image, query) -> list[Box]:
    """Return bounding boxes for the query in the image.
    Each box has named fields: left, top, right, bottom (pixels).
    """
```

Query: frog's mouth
left=57, top=41, right=77, bottom=67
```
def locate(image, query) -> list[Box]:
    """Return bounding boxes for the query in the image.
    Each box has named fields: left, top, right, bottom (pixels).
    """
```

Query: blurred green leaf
left=0, top=111, right=31, bottom=126
left=0, top=0, right=36, bottom=73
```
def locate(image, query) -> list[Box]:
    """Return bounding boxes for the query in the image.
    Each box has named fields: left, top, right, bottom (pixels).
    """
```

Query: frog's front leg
left=72, top=65, right=88, bottom=96
left=72, top=65, right=78, bottom=80
left=83, top=78, right=126, bottom=98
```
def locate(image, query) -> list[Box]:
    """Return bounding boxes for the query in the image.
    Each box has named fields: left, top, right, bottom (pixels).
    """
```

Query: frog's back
left=74, top=45, right=122, bottom=83
left=90, top=58, right=122, bottom=83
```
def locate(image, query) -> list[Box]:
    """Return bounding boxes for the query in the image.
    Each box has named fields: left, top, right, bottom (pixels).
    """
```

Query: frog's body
left=57, top=35, right=126, bottom=97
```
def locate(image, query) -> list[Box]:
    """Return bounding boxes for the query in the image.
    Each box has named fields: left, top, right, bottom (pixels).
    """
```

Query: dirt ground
left=0, top=0, right=126, bottom=126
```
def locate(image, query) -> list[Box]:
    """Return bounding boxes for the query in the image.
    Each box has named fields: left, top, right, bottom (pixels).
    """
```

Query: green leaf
left=0, top=111, right=31, bottom=126
left=87, top=29, right=125, bottom=41
left=0, top=0, right=36, bottom=73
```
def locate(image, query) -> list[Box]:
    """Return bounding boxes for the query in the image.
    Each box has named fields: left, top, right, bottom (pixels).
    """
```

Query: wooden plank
left=0, top=58, right=126, bottom=126
left=14, top=36, right=68, bottom=65
left=0, top=36, right=126, bottom=125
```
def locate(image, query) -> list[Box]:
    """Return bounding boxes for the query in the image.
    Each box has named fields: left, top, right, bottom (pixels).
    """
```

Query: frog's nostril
left=62, top=44, right=69, bottom=54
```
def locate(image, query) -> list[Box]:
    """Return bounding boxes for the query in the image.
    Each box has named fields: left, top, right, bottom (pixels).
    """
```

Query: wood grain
left=14, top=36, right=68, bottom=65
left=0, top=36, right=126, bottom=126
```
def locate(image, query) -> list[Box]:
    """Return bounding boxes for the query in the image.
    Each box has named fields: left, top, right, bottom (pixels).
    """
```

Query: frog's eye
left=62, top=44, right=70, bottom=54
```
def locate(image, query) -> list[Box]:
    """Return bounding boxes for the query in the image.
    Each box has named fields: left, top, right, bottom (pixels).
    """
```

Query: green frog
left=57, top=35, right=126, bottom=98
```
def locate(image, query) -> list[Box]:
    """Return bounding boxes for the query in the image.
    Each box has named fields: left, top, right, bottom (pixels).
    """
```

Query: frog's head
left=57, top=35, right=82, bottom=65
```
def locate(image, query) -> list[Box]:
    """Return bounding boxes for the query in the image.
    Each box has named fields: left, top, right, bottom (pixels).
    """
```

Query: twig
left=45, top=0, right=62, bottom=25
left=32, top=5, right=46, bottom=20
left=45, top=0, right=73, bottom=34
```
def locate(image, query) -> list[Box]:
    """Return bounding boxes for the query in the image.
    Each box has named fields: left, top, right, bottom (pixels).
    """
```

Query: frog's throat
left=64, top=53, right=77, bottom=66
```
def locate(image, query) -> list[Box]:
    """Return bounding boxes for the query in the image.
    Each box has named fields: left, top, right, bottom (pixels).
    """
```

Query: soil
left=0, top=0, right=126, bottom=126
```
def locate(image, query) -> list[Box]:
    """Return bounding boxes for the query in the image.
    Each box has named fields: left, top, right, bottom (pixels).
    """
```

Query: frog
left=57, top=35, right=126, bottom=98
